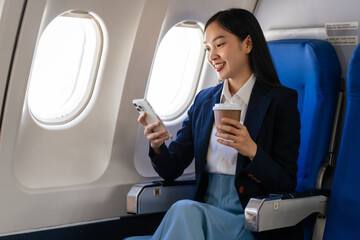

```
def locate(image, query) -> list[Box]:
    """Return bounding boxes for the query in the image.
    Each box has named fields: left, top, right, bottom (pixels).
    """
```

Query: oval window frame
left=146, top=21, right=205, bottom=121
left=27, top=11, right=103, bottom=125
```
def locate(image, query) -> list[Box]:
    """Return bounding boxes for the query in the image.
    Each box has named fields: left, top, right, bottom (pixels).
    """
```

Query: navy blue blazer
left=150, top=80, right=302, bottom=239
left=151, top=80, right=300, bottom=203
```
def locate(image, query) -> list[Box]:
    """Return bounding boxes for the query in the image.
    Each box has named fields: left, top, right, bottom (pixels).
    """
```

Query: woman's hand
left=138, top=112, right=169, bottom=154
left=215, top=117, right=257, bottom=160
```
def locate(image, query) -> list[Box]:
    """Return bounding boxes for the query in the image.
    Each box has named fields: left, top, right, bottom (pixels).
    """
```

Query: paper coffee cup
left=213, top=103, right=242, bottom=133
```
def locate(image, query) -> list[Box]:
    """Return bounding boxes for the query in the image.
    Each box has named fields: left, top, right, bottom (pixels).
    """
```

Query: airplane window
left=27, top=12, right=102, bottom=124
left=146, top=22, right=204, bottom=120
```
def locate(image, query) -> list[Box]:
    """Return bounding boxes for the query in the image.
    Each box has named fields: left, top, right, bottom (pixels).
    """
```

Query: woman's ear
left=244, top=35, right=253, bottom=54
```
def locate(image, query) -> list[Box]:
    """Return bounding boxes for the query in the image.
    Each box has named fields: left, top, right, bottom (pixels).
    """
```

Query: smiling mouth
left=214, top=62, right=225, bottom=72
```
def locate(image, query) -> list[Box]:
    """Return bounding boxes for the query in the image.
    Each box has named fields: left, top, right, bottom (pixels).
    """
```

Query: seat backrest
left=268, top=39, right=341, bottom=191
left=323, top=44, right=360, bottom=239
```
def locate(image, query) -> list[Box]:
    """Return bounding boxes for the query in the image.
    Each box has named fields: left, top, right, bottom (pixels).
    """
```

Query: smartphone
left=132, top=99, right=172, bottom=140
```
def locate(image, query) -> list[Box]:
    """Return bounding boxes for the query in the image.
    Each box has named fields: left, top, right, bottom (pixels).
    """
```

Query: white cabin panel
left=0, top=0, right=147, bottom=234
left=0, top=0, right=258, bottom=235
left=0, top=0, right=25, bottom=122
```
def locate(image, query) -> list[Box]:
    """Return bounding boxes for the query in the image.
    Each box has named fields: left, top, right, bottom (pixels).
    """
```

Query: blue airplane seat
left=323, top=44, right=360, bottom=239
left=268, top=39, right=341, bottom=192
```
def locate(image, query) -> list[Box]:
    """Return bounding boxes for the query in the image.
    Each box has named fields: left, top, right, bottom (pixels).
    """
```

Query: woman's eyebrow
left=203, top=35, right=225, bottom=44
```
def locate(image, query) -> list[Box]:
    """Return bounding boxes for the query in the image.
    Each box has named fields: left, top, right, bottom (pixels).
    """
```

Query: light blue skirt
left=125, top=173, right=254, bottom=240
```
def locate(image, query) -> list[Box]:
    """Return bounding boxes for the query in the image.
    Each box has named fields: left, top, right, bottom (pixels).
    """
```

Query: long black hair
left=205, top=8, right=281, bottom=87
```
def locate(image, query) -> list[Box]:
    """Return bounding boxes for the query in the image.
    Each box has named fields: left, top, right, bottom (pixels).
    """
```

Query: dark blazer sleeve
left=243, top=88, right=300, bottom=193
left=149, top=97, right=197, bottom=181
left=234, top=86, right=302, bottom=240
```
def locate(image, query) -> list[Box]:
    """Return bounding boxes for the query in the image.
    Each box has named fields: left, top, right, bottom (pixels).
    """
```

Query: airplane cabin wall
left=0, top=0, right=257, bottom=236
left=256, top=0, right=360, bottom=80
left=0, top=0, right=25, bottom=123
left=0, top=0, right=147, bottom=235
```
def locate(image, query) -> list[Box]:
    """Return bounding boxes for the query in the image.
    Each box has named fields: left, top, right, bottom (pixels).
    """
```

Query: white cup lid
left=213, top=103, right=242, bottom=110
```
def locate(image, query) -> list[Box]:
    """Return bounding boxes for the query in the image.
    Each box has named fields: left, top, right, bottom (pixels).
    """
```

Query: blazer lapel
left=236, top=81, right=272, bottom=175
left=197, top=84, right=223, bottom=170
left=244, top=81, right=272, bottom=141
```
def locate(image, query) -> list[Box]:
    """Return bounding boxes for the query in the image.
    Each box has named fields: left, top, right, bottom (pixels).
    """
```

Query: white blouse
left=205, top=74, right=256, bottom=175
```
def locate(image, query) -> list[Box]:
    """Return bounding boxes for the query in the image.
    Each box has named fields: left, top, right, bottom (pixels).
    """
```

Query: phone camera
left=133, top=102, right=143, bottom=112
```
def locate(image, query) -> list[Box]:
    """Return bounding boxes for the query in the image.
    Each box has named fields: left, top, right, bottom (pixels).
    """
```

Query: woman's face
left=204, top=21, right=252, bottom=81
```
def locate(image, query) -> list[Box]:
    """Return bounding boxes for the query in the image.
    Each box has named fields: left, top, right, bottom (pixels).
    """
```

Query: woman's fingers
left=137, top=112, right=169, bottom=153
left=215, top=118, right=243, bottom=135
left=148, top=129, right=169, bottom=150
left=147, top=128, right=169, bottom=141
left=215, top=131, right=238, bottom=141
left=137, top=112, right=147, bottom=126
left=144, top=121, right=160, bottom=135
left=220, top=117, right=243, bottom=128
left=143, top=122, right=169, bottom=149
left=216, top=125, right=241, bottom=136
left=214, top=117, right=257, bottom=160
left=216, top=138, right=237, bottom=147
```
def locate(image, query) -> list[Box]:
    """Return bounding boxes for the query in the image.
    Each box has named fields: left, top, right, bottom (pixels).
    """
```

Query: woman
left=129, top=8, right=302, bottom=240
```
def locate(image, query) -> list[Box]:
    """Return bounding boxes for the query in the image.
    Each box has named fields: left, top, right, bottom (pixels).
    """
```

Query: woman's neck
left=227, top=71, right=253, bottom=96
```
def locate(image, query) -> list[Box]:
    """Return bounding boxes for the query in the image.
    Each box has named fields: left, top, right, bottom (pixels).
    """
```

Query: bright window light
left=146, top=22, right=204, bottom=120
left=27, top=13, right=102, bottom=124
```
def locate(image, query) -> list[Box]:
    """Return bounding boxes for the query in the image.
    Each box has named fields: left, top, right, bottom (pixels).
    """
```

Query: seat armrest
left=244, top=190, right=329, bottom=232
left=127, top=180, right=196, bottom=215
